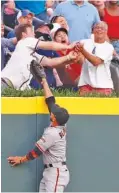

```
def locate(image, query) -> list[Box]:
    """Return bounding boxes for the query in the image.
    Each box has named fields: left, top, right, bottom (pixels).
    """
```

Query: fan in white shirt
left=1, top=23, right=77, bottom=91
left=75, top=21, right=114, bottom=96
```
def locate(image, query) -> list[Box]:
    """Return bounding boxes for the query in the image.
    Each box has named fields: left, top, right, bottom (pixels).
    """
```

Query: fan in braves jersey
left=7, top=62, right=70, bottom=192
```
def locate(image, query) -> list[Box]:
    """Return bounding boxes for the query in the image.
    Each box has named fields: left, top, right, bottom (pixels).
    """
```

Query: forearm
left=77, top=53, right=85, bottom=64
left=38, top=41, right=70, bottom=51
left=78, top=57, right=85, bottom=64
left=20, top=155, right=29, bottom=164
left=20, top=147, right=41, bottom=164
left=41, top=79, right=56, bottom=113
left=47, top=55, right=71, bottom=68
left=42, top=78, right=53, bottom=99
left=81, top=48, right=103, bottom=66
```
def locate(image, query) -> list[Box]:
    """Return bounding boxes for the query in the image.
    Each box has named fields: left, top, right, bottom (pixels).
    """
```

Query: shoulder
left=1, top=37, right=13, bottom=47
left=54, top=1, right=71, bottom=12
left=85, top=2, right=100, bottom=17
left=86, top=2, right=98, bottom=11
left=81, top=38, right=93, bottom=45
left=23, top=37, right=38, bottom=43
left=95, top=42, right=114, bottom=60
left=44, top=127, right=58, bottom=136
left=104, top=41, right=114, bottom=52
left=100, top=41, right=114, bottom=49
left=56, top=1, right=70, bottom=8
left=81, top=38, right=92, bottom=43
left=44, top=127, right=61, bottom=139
left=19, top=37, right=38, bottom=48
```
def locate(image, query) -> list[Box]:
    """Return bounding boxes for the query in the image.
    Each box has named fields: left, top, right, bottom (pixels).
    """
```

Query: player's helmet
left=51, top=104, right=69, bottom=125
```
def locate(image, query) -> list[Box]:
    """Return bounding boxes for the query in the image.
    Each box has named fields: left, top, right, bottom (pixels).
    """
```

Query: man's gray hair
left=94, top=21, right=108, bottom=30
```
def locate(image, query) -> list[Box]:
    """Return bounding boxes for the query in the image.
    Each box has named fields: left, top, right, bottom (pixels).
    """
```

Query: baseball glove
left=30, top=60, right=46, bottom=83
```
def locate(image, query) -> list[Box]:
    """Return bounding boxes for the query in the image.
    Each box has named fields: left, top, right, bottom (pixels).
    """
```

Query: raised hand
left=68, top=42, right=77, bottom=50
left=74, top=42, right=84, bottom=53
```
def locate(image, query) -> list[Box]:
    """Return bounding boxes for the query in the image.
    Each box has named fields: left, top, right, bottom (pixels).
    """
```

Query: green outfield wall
left=1, top=97, right=119, bottom=192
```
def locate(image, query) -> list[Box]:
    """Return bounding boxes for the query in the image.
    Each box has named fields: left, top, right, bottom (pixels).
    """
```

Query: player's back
left=36, top=126, right=67, bottom=165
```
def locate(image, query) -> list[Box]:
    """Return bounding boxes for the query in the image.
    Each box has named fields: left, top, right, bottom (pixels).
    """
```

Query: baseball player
left=7, top=62, right=70, bottom=192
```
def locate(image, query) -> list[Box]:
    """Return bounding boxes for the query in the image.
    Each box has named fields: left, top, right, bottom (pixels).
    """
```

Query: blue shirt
left=15, top=1, right=46, bottom=15
left=7, top=30, right=16, bottom=39
left=53, top=1, right=100, bottom=42
left=7, top=30, right=16, bottom=52
left=1, top=38, right=14, bottom=70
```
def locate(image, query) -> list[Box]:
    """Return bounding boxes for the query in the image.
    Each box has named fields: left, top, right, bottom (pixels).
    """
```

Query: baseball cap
left=35, top=31, right=52, bottom=41
left=54, top=27, right=68, bottom=39
left=35, top=20, right=53, bottom=31
left=50, top=23, right=61, bottom=38
left=17, top=10, right=34, bottom=21
left=51, top=104, right=69, bottom=125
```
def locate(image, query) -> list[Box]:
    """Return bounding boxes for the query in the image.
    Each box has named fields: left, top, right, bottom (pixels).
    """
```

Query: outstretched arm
left=30, top=51, right=78, bottom=112
left=42, top=78, right=56, bottom=113
left=41, top=78, right=53, bottom=99
left=41, top=51, right=78, bottom=68
left=37, top=41, right=76, bottom=52
left=30, top=60, right=56, bottom=113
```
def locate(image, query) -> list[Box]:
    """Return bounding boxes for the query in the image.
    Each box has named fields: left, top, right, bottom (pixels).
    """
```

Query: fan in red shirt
left=52, top=27, right=82, bottom=88
left=93, top=0, right=119, bottom=55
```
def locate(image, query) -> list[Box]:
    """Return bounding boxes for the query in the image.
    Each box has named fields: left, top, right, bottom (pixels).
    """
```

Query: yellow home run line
left=1, top=97, right=119, bottom=115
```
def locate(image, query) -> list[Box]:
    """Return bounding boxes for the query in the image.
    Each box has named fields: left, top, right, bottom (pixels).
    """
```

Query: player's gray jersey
left=35, top=126, right=67, bottom=164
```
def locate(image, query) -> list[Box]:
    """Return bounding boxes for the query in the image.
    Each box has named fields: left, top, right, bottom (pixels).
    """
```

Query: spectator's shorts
left=79, top=85, right=113, bottom=96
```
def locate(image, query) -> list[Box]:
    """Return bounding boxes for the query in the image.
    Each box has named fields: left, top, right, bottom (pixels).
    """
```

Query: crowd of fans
left=1, top=0, right=119, bottom=96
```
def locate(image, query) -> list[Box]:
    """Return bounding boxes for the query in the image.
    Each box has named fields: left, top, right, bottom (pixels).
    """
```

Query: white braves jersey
left=1, top=37, right=43, bottom=90
left=35, top=126, right=67, bottom=165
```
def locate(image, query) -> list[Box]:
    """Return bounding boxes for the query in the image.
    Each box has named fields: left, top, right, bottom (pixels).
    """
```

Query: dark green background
left=1, top=115, right=119, bottom=192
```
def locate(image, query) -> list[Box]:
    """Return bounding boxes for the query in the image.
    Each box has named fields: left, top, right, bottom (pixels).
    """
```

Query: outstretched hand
left=74, top=42, right=84, bottom=53
left=68, top=51, right=78, bottom=61
left=68, top=42, right=77, bottom=50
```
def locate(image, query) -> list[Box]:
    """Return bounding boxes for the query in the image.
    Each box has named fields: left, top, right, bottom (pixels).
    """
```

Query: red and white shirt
left=57, top=49, right=82, bottom=83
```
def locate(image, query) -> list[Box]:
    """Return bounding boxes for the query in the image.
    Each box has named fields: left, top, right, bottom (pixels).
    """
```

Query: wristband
left=20, top=156, right=28, bottom=163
